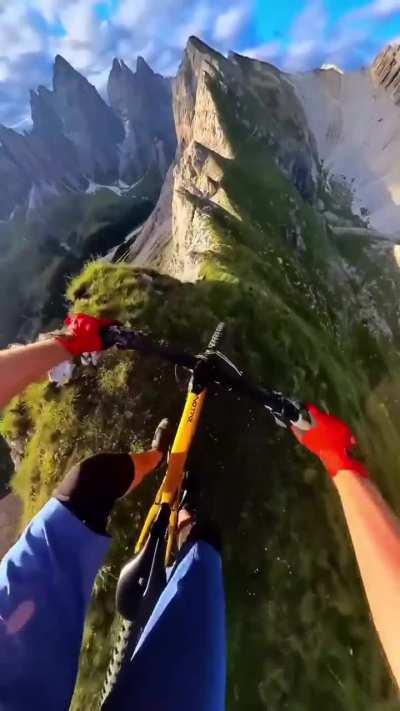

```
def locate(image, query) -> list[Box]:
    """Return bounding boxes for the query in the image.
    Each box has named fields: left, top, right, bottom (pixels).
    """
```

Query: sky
left=0, top=0, right=400, bottom=128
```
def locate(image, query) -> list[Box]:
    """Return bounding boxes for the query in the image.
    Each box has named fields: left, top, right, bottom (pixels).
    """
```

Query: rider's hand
left=292, top=404, right=369, bottom=478
left=56, top=313, right=117, bottom=357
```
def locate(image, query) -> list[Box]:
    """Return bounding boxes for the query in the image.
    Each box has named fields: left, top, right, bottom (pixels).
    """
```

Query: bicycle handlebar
left=101, top=325, right=312, bottom=430
left=102, top=325, right=197, bottom=369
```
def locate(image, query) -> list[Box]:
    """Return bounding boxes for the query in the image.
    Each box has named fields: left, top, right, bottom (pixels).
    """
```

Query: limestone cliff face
left=157, top=39, right=235, bottom=279
left=131, top=37, right=319, bottom=280
left=127, top=37, right=400, bottom=346
left=290, top=55, right=400, bottom=237
left=173, top=37, right=234, bottom=157
left=130, top=37, right=400, bottom=292
left=373, top=44, right=400, bottom=104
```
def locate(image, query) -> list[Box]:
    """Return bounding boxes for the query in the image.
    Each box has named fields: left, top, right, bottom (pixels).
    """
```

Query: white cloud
left=113, top=0, right=149, bottom=27
left=245, top=0, right=395, bottom=73
left=291, top=0, right=327, bottom=42
left=0, top=0, right=398, bottom=126
left=173, top=3, right=212, bottom=48
left=213, top=5, right=249, bottom=42
left=58, top=2, right=97, bottom=42
left=0, top=0, right=244, bottom=125
left=34, top=0, right=63, bottom=24
left=0, top=5, right=44, bottom=59
left=361, top=0, right=400, bottom=18
left=240, top=41, right=281, bottom=61
left=282, top=0, right=328, bottom=70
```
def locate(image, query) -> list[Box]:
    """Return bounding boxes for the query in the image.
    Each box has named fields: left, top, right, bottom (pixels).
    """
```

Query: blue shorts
left=0, top=499, right=226, bottom=711
left=106, top=539, right=227, bottom=711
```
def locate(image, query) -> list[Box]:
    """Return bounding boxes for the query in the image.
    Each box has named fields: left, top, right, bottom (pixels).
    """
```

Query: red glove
left=56, top=313, right=116, bottom=357
left=292, top=404, right=369, bottom=478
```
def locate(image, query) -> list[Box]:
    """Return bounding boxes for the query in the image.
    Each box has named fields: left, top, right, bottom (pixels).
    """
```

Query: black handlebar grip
left=207, top=322, right=225, bottom=352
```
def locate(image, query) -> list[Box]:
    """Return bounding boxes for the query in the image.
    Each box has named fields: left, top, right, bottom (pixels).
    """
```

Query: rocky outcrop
left=108, top=56, right=176, bottom=184
left=372, top=44, right=400, bottom=104
left=129, top=38, right=233, bottom=278
left=130, top=36, right=318, bottom=279
left=173, top=37, right=233, bottom=153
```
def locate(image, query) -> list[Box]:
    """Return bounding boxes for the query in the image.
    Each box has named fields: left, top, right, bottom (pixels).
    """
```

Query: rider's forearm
left=0, top=339, right=71, bottom=409
left=334, top=470, right=400, bottom=686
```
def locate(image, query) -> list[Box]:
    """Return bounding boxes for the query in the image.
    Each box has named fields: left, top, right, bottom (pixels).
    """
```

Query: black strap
left=54, top=453, right=135, bottom=534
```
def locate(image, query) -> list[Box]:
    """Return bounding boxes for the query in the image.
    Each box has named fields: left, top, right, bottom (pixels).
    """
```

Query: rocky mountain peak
left=186, top=35, right=217, bottom=56
left=183, top=35, right=230, bottom=79
left=372, top=43, right=400, bottom=104
left=110, top=58, right=131, bottom=77
left=50, top=55, right=125, bottom=182
left=108, top=55, right=176, bottom=184
left=136, top=56, right=154, bottom=77
left=111, top=57, right=121, bottom=71
left=54, top=54, right=73, bottom=69
left=173, top=36, right=232, bottom=153
left=53, top=54, right=80, bottom=88
left=108, top=57, right=136, bottom=123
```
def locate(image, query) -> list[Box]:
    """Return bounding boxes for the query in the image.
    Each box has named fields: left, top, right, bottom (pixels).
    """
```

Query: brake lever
left=265, top=400, right=313, bottom=431
left=289, top=407, right=314, bottom=431
left=101, top=324, right=130, bottom=349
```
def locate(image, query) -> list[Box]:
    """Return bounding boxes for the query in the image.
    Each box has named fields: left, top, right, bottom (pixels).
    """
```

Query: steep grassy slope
left=5, top=46, right=400, bottom=711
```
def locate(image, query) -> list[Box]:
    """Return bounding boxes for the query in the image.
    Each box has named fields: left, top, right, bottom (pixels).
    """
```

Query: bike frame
left=135, top=379, right=207, bottom=563
left=114, top=317, right=310, bottom=568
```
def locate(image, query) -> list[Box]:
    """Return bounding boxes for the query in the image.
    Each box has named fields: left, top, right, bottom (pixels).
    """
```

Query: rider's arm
left=293, top=405, right=400, bottom=687
left=0, top=314, right=113, bottom=409
left=0, top=339, right=70, bottom=409
left=334, top=471, right=400, bottom=685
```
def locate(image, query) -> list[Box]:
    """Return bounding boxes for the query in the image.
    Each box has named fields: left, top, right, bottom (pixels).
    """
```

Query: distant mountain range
left=0, top=54, right=177, bottom=348
left=0, top=54, right=176, bottom=220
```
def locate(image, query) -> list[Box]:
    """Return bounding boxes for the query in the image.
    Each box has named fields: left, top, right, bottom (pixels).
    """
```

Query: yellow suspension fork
left=135, top=387, right=207, bottom=559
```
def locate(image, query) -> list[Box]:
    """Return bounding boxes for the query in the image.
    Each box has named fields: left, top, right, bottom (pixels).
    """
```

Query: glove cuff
left=320, top=451, right=369, bottom=479
left=55, top=333, right=102, bottom=357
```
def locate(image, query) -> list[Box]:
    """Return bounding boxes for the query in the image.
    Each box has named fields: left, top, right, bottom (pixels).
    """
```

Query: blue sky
left=0, top=0, right=400, bottom=127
